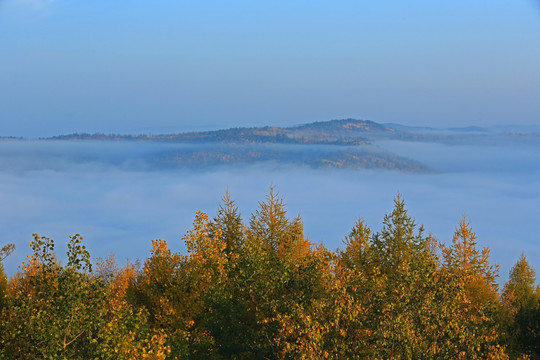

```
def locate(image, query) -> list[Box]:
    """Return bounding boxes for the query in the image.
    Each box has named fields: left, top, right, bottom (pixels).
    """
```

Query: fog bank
left=0, top=140, right=538, bottom=284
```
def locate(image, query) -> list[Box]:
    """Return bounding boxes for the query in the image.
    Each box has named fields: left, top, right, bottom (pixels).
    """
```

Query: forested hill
left=21, top=118, right=540, bottom=172
left=41, top=119, right=432, bottom=172
left=44, top=118, right=540, bottom=146
left=46, top=119, right=393, bottom=145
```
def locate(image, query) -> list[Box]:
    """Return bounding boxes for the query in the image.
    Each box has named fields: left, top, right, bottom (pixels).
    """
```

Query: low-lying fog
left=1, top=139, right=539, bottom=284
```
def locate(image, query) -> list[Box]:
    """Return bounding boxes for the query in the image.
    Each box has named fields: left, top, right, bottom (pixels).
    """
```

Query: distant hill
left=45, top=119, right=393, bottom=145
left=154, top=144, right=430, bottom=173
left=40, top=119, right=435, bottom=172
left=26, top=118, right=539, bottom=172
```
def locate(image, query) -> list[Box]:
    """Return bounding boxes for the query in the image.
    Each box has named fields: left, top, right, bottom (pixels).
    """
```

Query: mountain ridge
left=44, top=119, right=392, bottom=145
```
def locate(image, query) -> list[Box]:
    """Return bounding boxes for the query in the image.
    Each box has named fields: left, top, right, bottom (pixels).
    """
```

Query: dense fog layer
left=0, top=139, right=539, bottom=284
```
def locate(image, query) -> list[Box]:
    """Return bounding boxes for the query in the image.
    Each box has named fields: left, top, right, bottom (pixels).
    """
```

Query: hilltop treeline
left=44, top=119, right=385, bottom=144
left=0, top=191, right=539, bottom=359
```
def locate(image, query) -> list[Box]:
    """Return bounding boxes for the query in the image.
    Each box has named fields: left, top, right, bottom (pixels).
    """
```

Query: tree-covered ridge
left=40, top=119, right=432, bottom=172
left=32, top=119, right=432, bottom=172
left=0, top=192, right=538, bottom=359
left=159, top=145, right=430, bottom=172
left=43, top=118, right=540, bottom=146
left=46, top=119, right=390, bottom=145
left=28, top=118, right=540, bottom=172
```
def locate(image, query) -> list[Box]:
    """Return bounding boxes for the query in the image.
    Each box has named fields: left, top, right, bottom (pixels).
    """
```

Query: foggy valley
left=2, top=1, right=539, bottom=356
left=1, top=120, right=539, bottom=283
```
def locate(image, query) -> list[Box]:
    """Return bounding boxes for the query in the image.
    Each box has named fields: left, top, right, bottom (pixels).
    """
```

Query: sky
left=1, top=0, right=540, bottom=136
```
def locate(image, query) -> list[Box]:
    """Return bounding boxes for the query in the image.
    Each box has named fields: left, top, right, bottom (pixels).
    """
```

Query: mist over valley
left=1, top=119, right=539, bottom=283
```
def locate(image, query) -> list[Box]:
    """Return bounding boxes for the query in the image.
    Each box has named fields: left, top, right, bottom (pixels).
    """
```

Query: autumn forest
left=0, top=190, right=538, bottom=359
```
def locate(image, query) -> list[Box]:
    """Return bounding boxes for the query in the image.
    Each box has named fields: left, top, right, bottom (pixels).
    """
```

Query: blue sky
left=1, top=0, right=539, bottom=136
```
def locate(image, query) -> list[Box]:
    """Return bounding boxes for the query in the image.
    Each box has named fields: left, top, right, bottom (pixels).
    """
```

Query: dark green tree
left=367, top=195, right=442, bottom=357
left=502, top=254, right=540, bottom=358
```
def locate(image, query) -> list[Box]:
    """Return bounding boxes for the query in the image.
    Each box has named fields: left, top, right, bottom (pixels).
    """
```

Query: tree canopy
left=0, top=191, right=537, bottom=359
